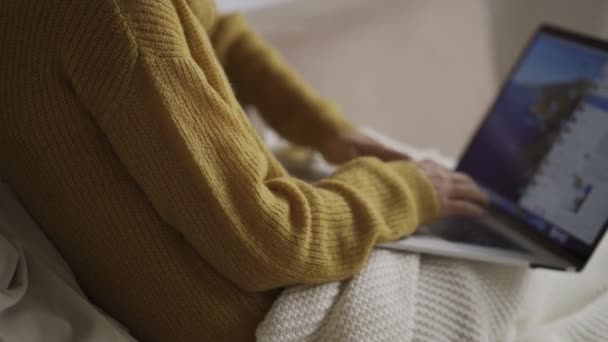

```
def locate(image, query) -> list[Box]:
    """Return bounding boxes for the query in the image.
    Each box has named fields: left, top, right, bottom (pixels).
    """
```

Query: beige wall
left=488, top=0, right=608, bottom=80
left=243, top=0, right=608, bottom=158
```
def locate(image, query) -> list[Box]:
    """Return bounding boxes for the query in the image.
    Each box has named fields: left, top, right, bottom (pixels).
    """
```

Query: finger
left=444, top=200, right=486, bottom=217
left=450, top=183, right=490, bottom=205
left=357, top=142, right=410, bottom=161
left=415, top=159, right=441, bottom=169
left=452, top=173, right=489, bottom=204
left=452, top=172, right=475, bottom=185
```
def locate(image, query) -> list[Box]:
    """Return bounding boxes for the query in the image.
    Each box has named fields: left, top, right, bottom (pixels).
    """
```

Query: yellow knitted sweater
left=0, top=0, right=438, bottom=341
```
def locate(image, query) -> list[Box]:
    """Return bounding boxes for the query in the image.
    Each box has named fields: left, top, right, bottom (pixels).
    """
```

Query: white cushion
left=0, top=182, right=137, bottom=342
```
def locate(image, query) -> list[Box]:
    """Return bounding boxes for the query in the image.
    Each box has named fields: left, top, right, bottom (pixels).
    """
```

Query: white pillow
left=0, top=182, right=137, bottom=342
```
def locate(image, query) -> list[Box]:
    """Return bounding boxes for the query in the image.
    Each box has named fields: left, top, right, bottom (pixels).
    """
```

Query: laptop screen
left=457, top=26, right=608, bottom=260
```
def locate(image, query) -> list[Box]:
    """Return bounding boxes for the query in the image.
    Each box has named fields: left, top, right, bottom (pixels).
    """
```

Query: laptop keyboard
left=419, top=217, right=528, bottom=253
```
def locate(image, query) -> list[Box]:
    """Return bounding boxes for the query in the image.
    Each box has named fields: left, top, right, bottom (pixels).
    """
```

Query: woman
left=0, top=0, right=487, bottom=340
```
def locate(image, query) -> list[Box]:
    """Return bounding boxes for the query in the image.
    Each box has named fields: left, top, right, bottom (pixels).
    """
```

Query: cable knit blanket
left=256, top=250, right=528, bottom=342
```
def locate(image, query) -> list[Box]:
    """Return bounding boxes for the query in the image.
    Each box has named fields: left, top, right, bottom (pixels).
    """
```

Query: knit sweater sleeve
left=62, top=1, right=438, bottom=292
left=210, top=14, right=352, bottom=150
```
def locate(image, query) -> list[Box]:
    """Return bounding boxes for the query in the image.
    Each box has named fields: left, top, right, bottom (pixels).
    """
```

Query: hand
left=414, top=159, right=489, bottom=218
left=321, top=129, right=410, bottom=164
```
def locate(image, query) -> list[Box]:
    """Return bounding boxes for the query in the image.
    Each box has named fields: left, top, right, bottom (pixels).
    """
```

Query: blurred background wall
left=217, top=0, right=608, bottom=158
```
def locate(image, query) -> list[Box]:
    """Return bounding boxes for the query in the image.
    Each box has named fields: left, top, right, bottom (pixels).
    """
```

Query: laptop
left=378, top=24, right=608, bottom=272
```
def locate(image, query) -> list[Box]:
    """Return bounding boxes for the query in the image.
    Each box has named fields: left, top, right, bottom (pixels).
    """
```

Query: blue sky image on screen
left=458, top=33, right=608, bottom=203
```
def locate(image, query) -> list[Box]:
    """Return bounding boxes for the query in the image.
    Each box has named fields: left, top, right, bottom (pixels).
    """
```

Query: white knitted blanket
left=256, top=249, right=608, bottom=342
left=256, top=250, right=527, bottom=342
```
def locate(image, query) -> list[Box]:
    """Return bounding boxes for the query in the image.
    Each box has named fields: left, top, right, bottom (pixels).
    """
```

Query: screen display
left=457, top=29, right=608, bottom=258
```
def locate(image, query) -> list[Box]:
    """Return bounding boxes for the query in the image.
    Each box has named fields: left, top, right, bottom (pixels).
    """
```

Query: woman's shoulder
left=57, top=0, right=197, bottom=59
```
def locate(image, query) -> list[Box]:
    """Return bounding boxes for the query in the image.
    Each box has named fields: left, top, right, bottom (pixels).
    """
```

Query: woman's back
left=0, top=1, right=440, bottom=340
left=0, top=1, right=275, bottom=340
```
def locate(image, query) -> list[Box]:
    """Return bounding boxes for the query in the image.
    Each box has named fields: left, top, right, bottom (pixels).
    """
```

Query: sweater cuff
left=386, top=161, right=439, bottom=226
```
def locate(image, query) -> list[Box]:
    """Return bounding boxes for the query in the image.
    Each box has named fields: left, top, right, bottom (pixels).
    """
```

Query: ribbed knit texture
left=0, top=1, right=438, bottom=341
